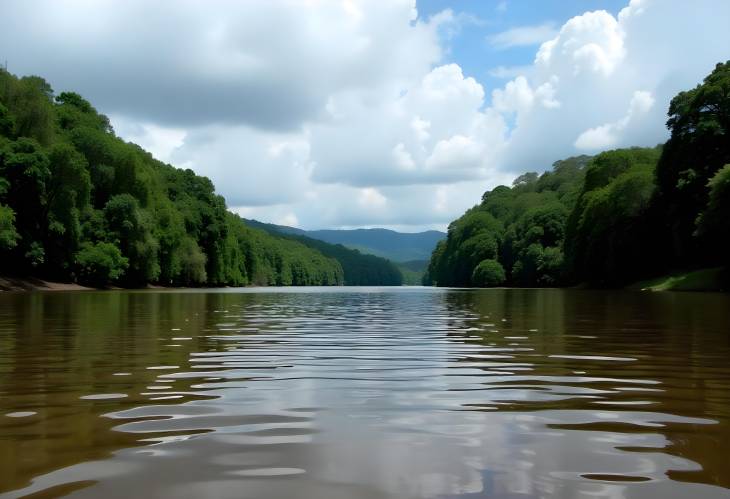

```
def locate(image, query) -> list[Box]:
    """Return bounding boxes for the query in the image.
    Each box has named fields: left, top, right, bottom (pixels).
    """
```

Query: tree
left=0, top=204, right=18, bottom=250
left=176, top=237, right=207, bottom=285
left=655, top=61, right=730, bottom=265
left=103, top=194, right=160, bottom=284
left=0, top=138, right=50, bottom=271
left=695, top=165, right=730, bottom=265
left=0, top=67, right=384, bottom=288
left=472, top=259, right=506, bottom=287
left=75, top=242, right=128, bottom=286
left=0, top=103, right=15, bottom=137
left=43, top=143, right=91, bottom=276
left=564, top=148, right=664, bottom=286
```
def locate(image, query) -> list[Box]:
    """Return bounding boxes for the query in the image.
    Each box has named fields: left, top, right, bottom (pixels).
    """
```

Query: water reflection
left=1, top=288, right=729, bottom=498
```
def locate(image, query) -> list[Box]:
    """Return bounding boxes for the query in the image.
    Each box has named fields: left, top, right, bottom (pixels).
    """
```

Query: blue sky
left=1, top=1, right=729, bottom=231
left=418, top=0, right=628, bottom=94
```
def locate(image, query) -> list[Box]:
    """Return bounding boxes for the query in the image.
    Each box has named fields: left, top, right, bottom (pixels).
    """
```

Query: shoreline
left=0, top=276, right=95, bottom=292
left=3, top=266, right=727, bottom=294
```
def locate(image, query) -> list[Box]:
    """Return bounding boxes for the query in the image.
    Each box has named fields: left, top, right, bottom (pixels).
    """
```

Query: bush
left=0, top=204, right=18, bottom=249
left=471, top=259, right=506, bottom=287
left=75, top=242, right=128, bottom=286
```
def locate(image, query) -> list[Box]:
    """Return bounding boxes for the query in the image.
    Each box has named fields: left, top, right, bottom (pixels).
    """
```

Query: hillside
left=244, top=219, right=403, bottom=286
left=426, top=61, right=730, bottom=290
left=0, top=69, right=349, bottom=287
left=245, top=221, right=445, bottom=262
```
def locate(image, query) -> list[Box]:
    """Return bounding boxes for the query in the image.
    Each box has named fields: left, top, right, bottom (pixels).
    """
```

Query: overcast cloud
left=1, top=0, right=729, bottom=230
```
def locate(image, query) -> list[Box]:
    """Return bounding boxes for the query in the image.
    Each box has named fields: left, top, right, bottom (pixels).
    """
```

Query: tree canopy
left=0, top=68, right=346, bottom=287
left=426, top=61, right=730, bottom=289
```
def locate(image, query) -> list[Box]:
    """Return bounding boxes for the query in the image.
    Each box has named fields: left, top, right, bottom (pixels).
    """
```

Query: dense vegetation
left=396, top=259, right=429, bottom=285
left=0, top=69, right=345, bottom=287
left=254, top=224, right=445, bottom=263
left=427, top=61, right=730, bottom=289
left=245, top=219, right=403, bottom=285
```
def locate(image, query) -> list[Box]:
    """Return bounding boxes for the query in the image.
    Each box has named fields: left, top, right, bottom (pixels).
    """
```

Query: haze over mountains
left=244, top=220, right=445, bottom=263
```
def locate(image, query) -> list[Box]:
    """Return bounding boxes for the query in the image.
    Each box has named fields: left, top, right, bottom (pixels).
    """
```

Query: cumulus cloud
left=494, top=0, right=730, bottom=174
left=309, top=63, right=506, bottom=187
left=574, top=90, right=654, bottom=150
left=0, top=0, right=443, bottom=130
left=2, top=0, right=729, bottom=230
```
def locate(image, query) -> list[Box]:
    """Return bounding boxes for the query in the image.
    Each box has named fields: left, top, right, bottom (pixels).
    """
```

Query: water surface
left=1, top=287, right=729, bottom=498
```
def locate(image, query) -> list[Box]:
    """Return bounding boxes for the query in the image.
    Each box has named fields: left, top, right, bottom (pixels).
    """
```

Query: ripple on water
left=79, top=393, right=128, bottom=400
left=5, top=411, right=37, bottom=418
left=229, top=468, right=307, bottom=477
left=2, top=288, right=730, bottom=499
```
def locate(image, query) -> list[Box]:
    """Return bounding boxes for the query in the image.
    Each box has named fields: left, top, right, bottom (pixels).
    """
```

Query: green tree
left=655, top=61, right=730, bottom=266
left=0, top=138, right=50, bottom=271
left=75, top=241, right=128, bottom=286
left=564, top=148, right=664, bottom=285
left=0, top=204, right=18, bottom=250
left=103, top=194, right=160, bottom=284
left=176, top=237, right=207, bottom=285
left=472, top=259, right=506, bottom=287
left=695, top=165, right=730, bottom=266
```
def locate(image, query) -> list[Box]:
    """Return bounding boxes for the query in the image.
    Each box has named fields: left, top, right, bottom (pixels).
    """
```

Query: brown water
left=1, top=287, right=729, bottom=499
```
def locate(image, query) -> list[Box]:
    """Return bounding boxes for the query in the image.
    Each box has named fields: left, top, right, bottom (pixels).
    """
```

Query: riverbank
left=0, top=276, right=93, bottom=292
left=627, top=267, right=727, bottom=292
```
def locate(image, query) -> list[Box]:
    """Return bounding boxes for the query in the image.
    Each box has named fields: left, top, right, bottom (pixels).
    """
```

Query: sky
left=1, top=0, right=729, bottom=232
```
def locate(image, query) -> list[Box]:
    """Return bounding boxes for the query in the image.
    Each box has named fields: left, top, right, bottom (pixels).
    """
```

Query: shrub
left=472, top=259, right=506, bottom=287
left=75, top=242, right=128, bottom=286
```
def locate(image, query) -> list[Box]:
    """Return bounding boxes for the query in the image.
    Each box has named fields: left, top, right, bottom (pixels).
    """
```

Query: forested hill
left=426, top=61, right=730, bottom=290
left=0, top=69, right=349, bottom=287
left=243, top=219, right=402, bottom=285
left=246, top=221, right=445, bottom=263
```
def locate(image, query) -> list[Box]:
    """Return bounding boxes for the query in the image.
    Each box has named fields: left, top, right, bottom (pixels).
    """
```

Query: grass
left=627, top=267, right=726, bottom=292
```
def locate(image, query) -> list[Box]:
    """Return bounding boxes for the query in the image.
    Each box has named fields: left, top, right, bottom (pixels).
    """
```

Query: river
left=1, top=287, right=729, bottom=498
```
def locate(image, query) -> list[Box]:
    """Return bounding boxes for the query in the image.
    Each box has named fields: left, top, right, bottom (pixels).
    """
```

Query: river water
left=0, top=287, right=729, bottom=498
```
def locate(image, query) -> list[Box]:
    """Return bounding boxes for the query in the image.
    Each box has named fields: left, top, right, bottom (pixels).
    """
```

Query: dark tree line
left=0, top=69, right=345, bottom=287
left=426, top=61, right=730, bottom=289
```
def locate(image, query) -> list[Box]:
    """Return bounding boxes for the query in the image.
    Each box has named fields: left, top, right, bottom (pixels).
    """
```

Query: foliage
left=245, top=219, right=401, bottom=285
left=425, top=155, right=587, bottom=287
left=695, top=165, right=730, bottom=265
left=75, top=242, right=128, bottom=286
left=0, top=68, right=348, bottom=287
left=564, top=147, right=664, bottom=286
left=655, top=61, right=730, bottom=266
left=471, top=259, right=506, bottom=287
left=428, top=61, right=730, bottom=289
left=0, top=204, right=18, bottom=250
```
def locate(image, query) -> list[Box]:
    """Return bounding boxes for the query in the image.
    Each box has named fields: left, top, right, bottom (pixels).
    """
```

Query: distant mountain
left=244, top=220, right=445, bottom=262
left=243, top=220, right=403, bottom=286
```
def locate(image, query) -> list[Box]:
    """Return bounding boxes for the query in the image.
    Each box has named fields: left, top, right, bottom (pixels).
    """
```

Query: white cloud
left=392, top=143, right=417, bottom=171
left=492, top=76, right=534, bottom=114
left=358, top=188, right=388, bottom=209
left=111, top=117, right=186, bottom=163
left=574, top=90, right=654, bottom=150
left=2, top=0, right=730, bottom=231
left=488, top=22, right=558, bottom=50
left=495, top=0, right=730, bottom=174
left=535, top=10, right=625, bottom=77
left=308, top=63, right=505, bottom=187
left=488, top=65, right=533, bottom=79
left=276, top=212, right=299, bottom=227
left=0, top=0, right=443, bottom=130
